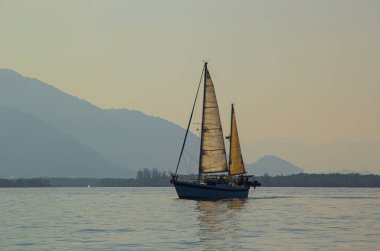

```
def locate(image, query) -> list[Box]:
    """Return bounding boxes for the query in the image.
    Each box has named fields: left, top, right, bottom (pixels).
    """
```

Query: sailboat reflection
left=196, top=199, right=247, bottom=245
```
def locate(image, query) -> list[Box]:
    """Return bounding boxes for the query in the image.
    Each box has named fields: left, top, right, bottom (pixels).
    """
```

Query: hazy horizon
left=1, top=0, right=379, bottom=145
left=1, top=67, right=380, bottom=175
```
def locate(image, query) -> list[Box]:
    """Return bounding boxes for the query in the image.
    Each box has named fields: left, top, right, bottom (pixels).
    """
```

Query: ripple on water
left=0, top=187, right=379, bottom=251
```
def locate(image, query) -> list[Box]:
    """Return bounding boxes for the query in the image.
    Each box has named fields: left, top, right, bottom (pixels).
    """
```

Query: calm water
left=0, top=187, right=379, bottom=251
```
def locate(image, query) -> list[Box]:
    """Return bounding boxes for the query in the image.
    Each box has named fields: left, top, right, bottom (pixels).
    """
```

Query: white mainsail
left=228, top=105, right=246, bottom=175
left=200, top=68, right=228, bottom=173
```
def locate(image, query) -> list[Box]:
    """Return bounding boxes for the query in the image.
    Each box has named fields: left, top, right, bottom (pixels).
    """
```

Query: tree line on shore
left=259, top=173, right=380, bottom=187
left=1, top=169, right=380, bottom=187
left=0, top=178, right=50, bottom=187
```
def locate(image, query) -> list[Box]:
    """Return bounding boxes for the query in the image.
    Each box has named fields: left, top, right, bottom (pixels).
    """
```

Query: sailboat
left=170, top=62, right=261, bottom=200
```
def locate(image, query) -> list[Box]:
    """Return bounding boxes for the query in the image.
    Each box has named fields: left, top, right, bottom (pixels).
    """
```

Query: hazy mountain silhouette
left=0, top=69, right=193, bottom=176
left=246, top=155, right=304, bottom=176
left=1, top=69, right=379, bottom=177
left=0, top=105, right=131, bottom=178
left=243, top=139, right=380, bottom=174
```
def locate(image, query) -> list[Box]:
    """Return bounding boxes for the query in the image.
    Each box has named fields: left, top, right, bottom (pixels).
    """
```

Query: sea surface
left=0, top=187, right=379, bottom=251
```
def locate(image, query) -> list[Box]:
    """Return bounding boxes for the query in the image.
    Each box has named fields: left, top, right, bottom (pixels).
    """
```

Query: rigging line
left=174, top=66, right=205, bottom=175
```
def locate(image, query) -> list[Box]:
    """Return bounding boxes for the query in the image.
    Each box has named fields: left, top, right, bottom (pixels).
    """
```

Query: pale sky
left=1, top=0, right=379, bottom=145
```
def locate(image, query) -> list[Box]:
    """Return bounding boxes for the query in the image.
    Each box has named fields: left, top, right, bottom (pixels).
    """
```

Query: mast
left=228, top=104, right=234, bottom=176
left=198, top=62, right=207, bottom=180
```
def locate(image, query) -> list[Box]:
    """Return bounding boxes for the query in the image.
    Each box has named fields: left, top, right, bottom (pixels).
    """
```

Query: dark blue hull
left=173, top=180, right=250, bottom=200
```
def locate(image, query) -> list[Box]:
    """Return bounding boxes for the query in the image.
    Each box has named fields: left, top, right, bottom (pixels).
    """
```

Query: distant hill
left=0, top=105, right=130, bottom=178
left=0, top=69, right=195, bottom=176
left=242, top=139, right=380, bottom=174
left=246, top=155, right=304, bottom=176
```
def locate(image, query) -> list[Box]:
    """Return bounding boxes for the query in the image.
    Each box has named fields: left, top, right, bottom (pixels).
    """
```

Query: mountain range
left=1, top=69, right=379, bottom=177
left=0, top=105, right=128, bottom=177
left=0, top=69, right=193, bottom=177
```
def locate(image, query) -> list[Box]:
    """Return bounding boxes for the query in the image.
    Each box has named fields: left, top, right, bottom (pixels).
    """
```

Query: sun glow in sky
left=1, top=0, right=379, bottom=145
